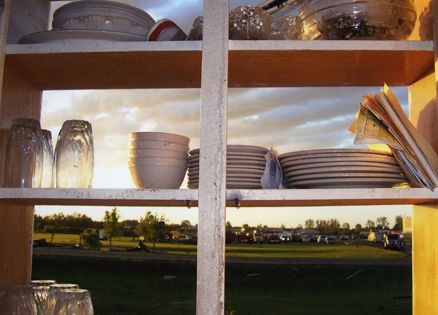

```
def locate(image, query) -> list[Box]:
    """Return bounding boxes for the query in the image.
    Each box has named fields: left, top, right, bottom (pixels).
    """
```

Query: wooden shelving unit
left=0, top=0, right=437, bottom=314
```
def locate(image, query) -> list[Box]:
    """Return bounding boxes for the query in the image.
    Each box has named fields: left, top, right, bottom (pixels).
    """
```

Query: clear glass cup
left=46, top=288, right=93, bottom=315
left=229, top=6, right=272, bottom=40
left=0, top=285, right=38, bottom=314
left=30, top=280, right=56, bottom=315
left=30, top=280, right=57, bottom=287
left=54, top=120, right=94, bottom=188
left=45, top=283, right=79, bottom=314
left=41, top=129, right=54, bottom=188
left=4, top=118, right=44, bottom=188
left=269, top=15, right=303, bottom=40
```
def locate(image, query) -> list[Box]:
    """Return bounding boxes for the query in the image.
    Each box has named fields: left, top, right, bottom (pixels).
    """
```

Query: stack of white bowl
left=128, top=132, right=189, bottom=189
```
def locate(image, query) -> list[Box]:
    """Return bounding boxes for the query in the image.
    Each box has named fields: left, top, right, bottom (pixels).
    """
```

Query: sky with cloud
left=36, top=1, right=413, bottom=228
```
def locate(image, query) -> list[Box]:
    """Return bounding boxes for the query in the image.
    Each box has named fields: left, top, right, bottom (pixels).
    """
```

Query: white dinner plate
left=189, top=145, right=268, bottom=155
left=278, top=148, right=392, bottom=160
left=189, top=173, right=262, bottom=181
left=284, top=166, right=404, bottom=177
left=188, top=167, right=265, bottom=176
left=188, top=159, right=267, bottom=167
left=279, top=152, right=396, bottom=164
left=286, top=171, right=407, bottom=182
left=287, top=177, right=408, bottom=189
left=282, top=161, right=402, bottom=172
left=19, top=29, right=147, bottom=44
left=280, top=156, right=398, bottom=168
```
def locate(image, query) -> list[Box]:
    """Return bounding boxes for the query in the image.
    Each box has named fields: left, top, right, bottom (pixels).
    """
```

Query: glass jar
left=41, top=129, right=54, bottom=188
left=4, top=118, right=44, bottom=188
left=54, top=120, right=94, bottom=188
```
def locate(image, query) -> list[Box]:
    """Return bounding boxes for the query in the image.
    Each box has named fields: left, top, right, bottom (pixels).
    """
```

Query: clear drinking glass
left=45, top=283, right=79, bottom=314
left=30, top=280, right=56, bottom=315
left=46, top=288, right=93, bottom=315
left=41, top=129, right=54, bottom=188
left=269, top=15, right=303, bottom=39
left=54, top=120, right=94, bottom=188
left=229, top=6, right=272, bottom=40
left=4, top=118, right=44, bottom=188
left=0, top=285, right=38, bottom=314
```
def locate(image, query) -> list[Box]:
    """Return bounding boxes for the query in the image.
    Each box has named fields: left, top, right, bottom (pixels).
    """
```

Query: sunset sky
left=36, top=1, right=413, bottom=227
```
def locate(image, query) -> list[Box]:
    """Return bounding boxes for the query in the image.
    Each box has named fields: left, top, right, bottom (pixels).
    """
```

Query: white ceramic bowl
left=128, top=156, right=187, bottom=168
left=129, top=140, right=189, bottom=152
left=129, top=148, right=188, bottom=159
left=52, top=0, right=155, bottom=37
left=129, top=164, right=186, bottom=189
left=130, top=132, right=189, bottom=145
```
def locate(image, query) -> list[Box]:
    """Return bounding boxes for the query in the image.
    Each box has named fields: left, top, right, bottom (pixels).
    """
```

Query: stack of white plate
left=279, top=148, right=408, bottom=188
left=128, top=132, right=189, bottom=189
left=187, top=145, right=268, bottom=189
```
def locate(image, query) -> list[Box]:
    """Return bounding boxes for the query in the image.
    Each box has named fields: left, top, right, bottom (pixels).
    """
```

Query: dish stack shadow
left=187, top=145, right=268, bottom=189
left=279, top=148, right=409, bottom=189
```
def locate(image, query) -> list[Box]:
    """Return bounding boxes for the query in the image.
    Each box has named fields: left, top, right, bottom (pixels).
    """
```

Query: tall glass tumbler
left=41, top=130, right=54, bottom=188
left=46, top=288, right=93, bottom=315
left=30, top=280, right=57, bottom=315
left=45, top=284, right=79, bottom=315
left=54, top=120, right=94, bottom=188
left=0, top=286, right=38, bottom=314
left=4, top=118, right=44, bottom=187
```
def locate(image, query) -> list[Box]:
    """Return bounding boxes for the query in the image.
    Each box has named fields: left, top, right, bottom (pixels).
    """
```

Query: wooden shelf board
left=229, top=40, right=434, bottom=87
left=5, top=40, right=434, bottom=89
left=6, top=41, right=202, bottom=89
left=0, top=188, right=437, bottom=207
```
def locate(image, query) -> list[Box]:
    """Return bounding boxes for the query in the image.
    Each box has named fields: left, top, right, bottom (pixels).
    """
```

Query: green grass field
left=32, top=256, right=412, bottom=315
left=34, top=233, right=408, bottom=260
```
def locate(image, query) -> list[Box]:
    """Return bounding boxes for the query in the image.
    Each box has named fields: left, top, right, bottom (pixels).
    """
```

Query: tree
left=226, top=221, right=233, bottom=231
left=136, top=212, right=168, bottom=252
left=376, top=217, right=389, bottom=230
left=103, top=208, right=121, bottom=248
left=341, top=223, right=350, bottom=231
left=33, top=214, right=44, bottom=232
left=241, top=224, right=250, bottom=233
left=305, top=219, right=315, bottom=229
left=355, top=223, right=362, bottom=233
left=180, top=220, right=191, bottom=234
left=393, top=215, right=403, bottom=231
left=366, top=220, right=375, bottom=230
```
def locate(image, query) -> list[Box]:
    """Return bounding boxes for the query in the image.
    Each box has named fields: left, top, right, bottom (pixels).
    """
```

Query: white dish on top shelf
left=19, top=29, right=146, bottom=44
left=288, top=177, right=408, bottom=189
left=52, top=0, right=155, bottom=37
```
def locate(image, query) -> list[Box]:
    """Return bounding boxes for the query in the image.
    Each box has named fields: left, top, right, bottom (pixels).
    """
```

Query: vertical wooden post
left=0, top=0, right=48, bottom=287
left=409, top=72, right=438, bottom=314
left=196, top=0, right=229, bottom=314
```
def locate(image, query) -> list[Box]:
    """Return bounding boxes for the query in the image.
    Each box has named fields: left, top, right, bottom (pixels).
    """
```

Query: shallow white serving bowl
left=129, top=164, right=186, bottom=189
left=130, top=132, right=190, bottom=145
left=52, top=0, right=155, bottom=37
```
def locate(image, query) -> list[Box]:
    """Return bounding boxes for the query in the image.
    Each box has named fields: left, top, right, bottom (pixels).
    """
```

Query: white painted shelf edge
left=6, top=40, right=202, bottom=54
left=230, top=40, right=433, bottom=51
left=0, top=188, right=437, bottom=206
left=6, top=40, right=433, bottom=55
